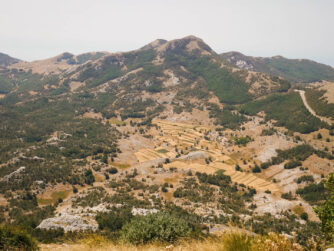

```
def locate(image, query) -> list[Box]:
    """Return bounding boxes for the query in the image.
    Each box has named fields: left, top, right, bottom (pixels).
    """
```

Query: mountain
left=0, top=36, right=332, bottom=249
left=0, top=52, right=21, bottom=66
left=9, top=51, right=107, bottom=74
left=220, top=51, right=334, bottom=83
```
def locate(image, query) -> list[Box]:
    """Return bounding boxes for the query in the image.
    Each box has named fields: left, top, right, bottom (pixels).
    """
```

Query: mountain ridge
left=220, top=51, right=334, bottom=83
left=2, top=34, right=333, bottom=83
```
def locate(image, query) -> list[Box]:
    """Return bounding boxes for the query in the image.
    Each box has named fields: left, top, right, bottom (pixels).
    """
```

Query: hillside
left=0, top=36, right=333, bottom=250
left=220, top=51, right=334, bottom=83
left=0, top=52, right=21, bottom=67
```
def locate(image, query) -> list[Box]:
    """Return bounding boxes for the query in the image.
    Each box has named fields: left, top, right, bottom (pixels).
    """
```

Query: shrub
left=221, top=228, right=252, bottom=251
left=196, top=170, right=231, bottom=187
left=296, top=182, right=326, bottom=203
left=261, top=128, right=276, bottom=136
left=121, top=212, right=192, bottom=244
left=107, top=167, right=118, bottom=174
left=96, top=207, right=132, bottom=233
left=297, top=175, right=314, bottom=184
left=301, top=212, right=308, bottom=221
left=0, top=225, right=38, bottom=250
left=234, top=136, right=252, bottom=146
left=260, top=162, right=271, bottom=170
left=84, top=169, right=95, bottom=185
left=252, top=232, right=303, bottom=251
left=32, top=228, right=64, bottom=244
left=284, top=160, right=302, bottom=169
left=316, top=173, right=334, bottom=242
left=72, top=186, right=78, bottom=193
left=281, top=192, right=295, bottom=200
left=252, top=165, right=261, bottom=173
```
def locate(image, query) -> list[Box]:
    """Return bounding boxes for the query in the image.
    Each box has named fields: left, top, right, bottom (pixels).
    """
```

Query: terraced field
left=133, top=120, right=282, bottom=193
left=211, top=161, right=280, bottom=192
left=135, top=148, right=173, bottom=162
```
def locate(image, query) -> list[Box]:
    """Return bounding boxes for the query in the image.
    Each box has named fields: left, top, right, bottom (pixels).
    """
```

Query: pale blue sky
left=1, top=0, right=333, bottom=66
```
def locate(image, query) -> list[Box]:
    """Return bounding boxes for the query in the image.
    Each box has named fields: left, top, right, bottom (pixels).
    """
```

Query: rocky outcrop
left=37, top=213, right=98, bottom=232
left=2, top=166, right=26, bottom=182
left=178, top=151, right=208, bottom=161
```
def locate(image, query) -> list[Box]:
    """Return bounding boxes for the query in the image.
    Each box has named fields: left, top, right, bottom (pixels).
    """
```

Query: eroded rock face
left=235, top=59, right=254, bottom=70
left=37, top=213, right=98, bottom=232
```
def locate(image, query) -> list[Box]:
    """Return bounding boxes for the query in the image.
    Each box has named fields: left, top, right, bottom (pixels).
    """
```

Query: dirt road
left=295, top=89, right=333, bottom=125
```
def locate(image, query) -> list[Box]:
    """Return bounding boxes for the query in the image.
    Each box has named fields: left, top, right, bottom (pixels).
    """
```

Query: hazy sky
left=1, top=0, right=333, bottom=66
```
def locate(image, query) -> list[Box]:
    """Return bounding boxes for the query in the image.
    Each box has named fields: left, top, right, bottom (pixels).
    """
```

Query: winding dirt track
left=295, top=90, right=333, bottom=125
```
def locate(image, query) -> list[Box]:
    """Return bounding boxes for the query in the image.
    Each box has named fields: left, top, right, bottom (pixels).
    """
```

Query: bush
left=284, top=160, right=302, bottom=169
left=84, top=169, right=95, bottom=185
left=221, top=228, right=252, bottom=251
left=301, top=212, right=308, bottom=221
left=32, top=228, right=64, bottom=244
left=297, top=175, right=314, bottom=184
left=296, top=182, right=326, bottom=203
left=0, top=225, right=38, bottom=250
left=260, top=162, right=271, bottom=170
left=316, top=173, right=334, bottom=242
left=107, top=167, right=118, bottom=174
left=281, top=192, right=295, bottom=200
left=96, top=207, right=132, bottom=233
left=121, top=212, right=192, bottom=244
left=252, top=165, right=261, bottom=173
left=252, top=232, right=303, bottom=251
left=234, top=136, right=252, bottom=146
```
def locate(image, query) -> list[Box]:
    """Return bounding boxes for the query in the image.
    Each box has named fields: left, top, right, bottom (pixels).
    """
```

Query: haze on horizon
left=1, top=0, right=333, bottom=67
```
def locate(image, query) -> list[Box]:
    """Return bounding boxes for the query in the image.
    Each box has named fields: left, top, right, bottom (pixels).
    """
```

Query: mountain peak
left=182, top=35, right=203, bottom=41
left=154, top=35, right=214, bottom=56
left=141, top=39, right=168, bottom=50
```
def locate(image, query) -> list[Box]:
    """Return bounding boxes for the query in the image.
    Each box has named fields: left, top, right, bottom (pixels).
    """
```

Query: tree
left=107, top=167, right=118, bottom=174
left=316, top=173, right=334, bottom=242
left=252, top=165, right=261, bottom=173
left=84, top=169, right=95, bottom=185
left=101, top=153, right=108, bottom=164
